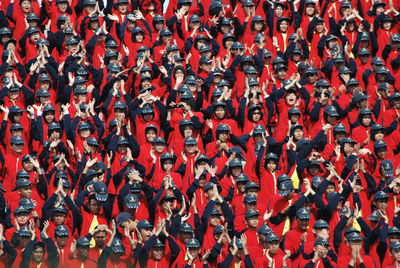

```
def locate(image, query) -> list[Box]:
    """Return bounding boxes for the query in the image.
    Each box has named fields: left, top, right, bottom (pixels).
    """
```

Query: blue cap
left=313, top=219, right=329, bottom=229
left=18, top=226, right=32, bottom=237
left=54, top=225, right=69, bottom=237
left=314, top=238, right=330, bottom=246
left=380, top=160, right=394, bottom=176
left=180, top=222, right=194, bottom=233
left=244, top=193, right=257, bottom=204
left=236, top=174, right=249, bottom=184
left=93, top=181, right=108, bottom=202
left=111, top=238, right=124, bottom=253
left=347, top=232, right=362, bottom=242
left=14, top=206, right=30, bottom=215
left=296, top=208, right=311, bottom=220
left=266, top=233, right=280, bottom=242
left=11, top=135, right=24, bottom=145
left=124, top=194, right=139, bottom=209
left=278, top=180, right=293, bottom=196
left=137, top=220, right=153, bottom=230
left=245, top=209, right=260, bottom=219
left=391, top=241, right=400, bottom=250
left=212, top=225, right=224, bottom=235
left=19, top=198, right=35, bottom=209
left=388, top=226, right=400, bottom=236
left=184, top=136, right=197, bottom=145
left=16, top=179, right=32, bottom=189
left=368, top=210, right=382, bottom=221
left=374, top=190, right=389, bottom=200
left=76, top=237, right=90, bottom=247
left=116, top=212, right=133, bottom=227
left=257, top=224, right=273, bottom=235
left=186, top=238, right=201, bottom=248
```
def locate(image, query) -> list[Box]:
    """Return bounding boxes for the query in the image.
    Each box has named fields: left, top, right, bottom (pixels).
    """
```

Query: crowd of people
left=0, top=0, right=399, bottom=266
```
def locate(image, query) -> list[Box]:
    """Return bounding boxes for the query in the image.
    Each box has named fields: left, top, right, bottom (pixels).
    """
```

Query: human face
left=247, top=217, right=259, bottom=228
left=146, top=130, right=156, bottom=142
left=32, top=247, right=45, bottom=263
left=161, top=200, right=172, bottom=211
left=391, top=248, right=400, bottom=261
left=77, top=246, right=89, bottom=258
left=285, top=93, right=297, bottom=106
left=79, top=129, right=91, bottom=139
left=232, top=167, right=242, bottom=177
left=19, top=236, right=31, bottom=247
left=251, top=110, right=261, bottom=122
left=183, top=126, right=193, bottom=137
left=44, top=112, right=55, bottom=123
left=383, top=22, right=391, bottom=30
left=189, top=248, right=200, bottom=258
left=135, top=33, right=144, bottom=42
left=309, top=166, right=319, bottom=176
left=152, top=247, right=165, bottom=260
left=305, top=4, right=315, bottom=15
left=143, top=113, right=153, bottom=122
left=210, top=215, right=221, bottom=226
left=376, top=147, right=387, bottom=159
left=57, top=2, right=68, bottom=12
left=53, top=212, right=66, bottom=225
left=293, top=128, right=304, bottom=140
left=89, top=199, right=101, bottom=214
left=315, top=23, right=324, bottom=33
left=180, top=232, right=193, bottom=243
left=375, top=199, right=388, bottom=211
left=359, top=55, right=369, bottom=64
left=153, top=143, right=165, bottom=153
left=297, top=218, right=310, bottom=231
left=16, top=212, right=30, bottom=225
left=326, top=184, right=335, bottom=194
left=279, top=21, right=288, bottom=32
left=139, top=228, right=152, bottom=242
left=117, top=3, right=128, bottom=13
left=185, top=144, right=197, bottom=154
left=8, top=91, right=19, bottom=100
left=163, top=160, right=173, bottom=172
left=117, top=145, right=128, bottom=155
left=326, top=115, right=337, bottom=124
left=275, top=6, right=283, bottom=17
left=21, top=0, right=32, bottom=12
left=56, top=236, right=68, bottom=247
left=267, top=241, right=280, bottom=254
left=215, top=106, right=225, bottom=119
left=266, top=160, right=277, bottom=172
left=254, top=22, right=263, bottom=31
left=23, top=160, right=34, bottom=171
left=218, top=131, right=228, bottom=142
left=18, top=186, right=33, bottom=198
left=361, top=115, right=371, bottom=126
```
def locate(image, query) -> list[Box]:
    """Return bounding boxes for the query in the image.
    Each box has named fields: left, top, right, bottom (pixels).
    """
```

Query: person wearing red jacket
left=337, top=232, right=377, bottom=267
left=2, top=135, right=25, bottom=191
left=283, top=207, right=314, bottom=267
left=67, top=236, right=97, bottom=267
left=254, top=232, right=291, bottom=268
left=384, top=240, right=400, bottom=268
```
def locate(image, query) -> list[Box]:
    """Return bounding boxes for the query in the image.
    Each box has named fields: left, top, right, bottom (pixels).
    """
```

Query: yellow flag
left=88, top=215, right=99, bottom=248
left=289, top=165, right=300, bottom=190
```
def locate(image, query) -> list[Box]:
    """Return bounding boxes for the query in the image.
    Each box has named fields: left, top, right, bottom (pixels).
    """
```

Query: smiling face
left=32, top=246, right=45, bottom=263
left=20, top=0, right=32, bottom=13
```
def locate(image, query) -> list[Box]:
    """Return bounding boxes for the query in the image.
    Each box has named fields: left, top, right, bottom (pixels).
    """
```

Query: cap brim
left=95, top=193, right=108, bottom=202
left=278, top=190, right=291, bottom=196
left=384, top=170, right=394, bottom=176
left=125, top=202, right=139, bottom=209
